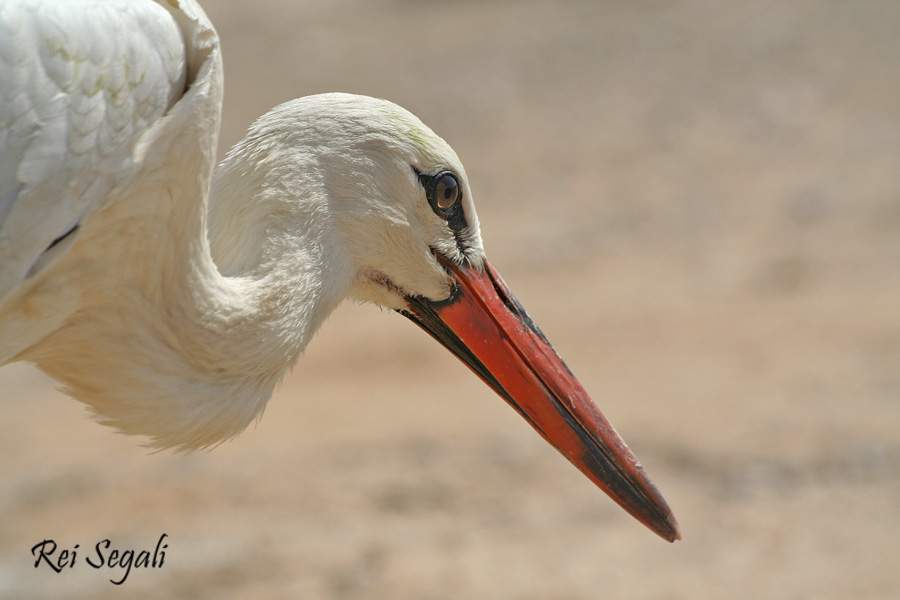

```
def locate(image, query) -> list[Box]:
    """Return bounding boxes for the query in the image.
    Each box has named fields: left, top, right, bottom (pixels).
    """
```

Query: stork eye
left=413, top=167, right=463, bottom=219
left=434, top=173, right=459, bottom=211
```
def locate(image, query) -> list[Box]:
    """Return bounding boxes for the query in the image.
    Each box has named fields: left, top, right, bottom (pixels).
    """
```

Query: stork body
left=0, top=0, right=679, bottom=541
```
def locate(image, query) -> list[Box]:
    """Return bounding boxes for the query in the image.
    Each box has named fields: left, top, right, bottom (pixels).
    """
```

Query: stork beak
left=400, top=256, right=680, bottom=542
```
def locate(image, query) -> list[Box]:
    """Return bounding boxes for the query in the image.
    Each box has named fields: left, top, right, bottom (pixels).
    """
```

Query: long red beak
left=401, top=256, right=680, bottom=542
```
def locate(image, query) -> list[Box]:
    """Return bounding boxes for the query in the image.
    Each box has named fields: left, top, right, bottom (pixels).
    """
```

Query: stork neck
left=25, top=48, right=352, bottom=450
left=27, top=145, right=351, bottom=451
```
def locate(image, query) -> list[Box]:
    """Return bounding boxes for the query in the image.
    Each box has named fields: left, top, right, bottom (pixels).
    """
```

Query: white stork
left=0, top=0, right=679, bottom=541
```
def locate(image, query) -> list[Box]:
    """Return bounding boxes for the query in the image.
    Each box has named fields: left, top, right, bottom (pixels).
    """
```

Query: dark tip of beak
left=398, top=256, right=680, bottom=542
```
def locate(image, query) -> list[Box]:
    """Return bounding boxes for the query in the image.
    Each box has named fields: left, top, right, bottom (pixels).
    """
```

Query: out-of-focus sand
left=2, top=1, right=899, bottom=598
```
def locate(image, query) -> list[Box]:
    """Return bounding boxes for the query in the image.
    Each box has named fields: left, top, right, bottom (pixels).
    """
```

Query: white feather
left=0, top=0, right=483, bottom=451
left=0, top=0, right=185, bottom=298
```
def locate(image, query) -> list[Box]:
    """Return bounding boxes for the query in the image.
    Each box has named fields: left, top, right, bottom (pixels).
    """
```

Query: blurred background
left=2, top=0, right=899, bottom=598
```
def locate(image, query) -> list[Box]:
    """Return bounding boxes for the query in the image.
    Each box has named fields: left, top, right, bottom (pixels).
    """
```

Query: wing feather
left=0, top=0, right=187, bottom=300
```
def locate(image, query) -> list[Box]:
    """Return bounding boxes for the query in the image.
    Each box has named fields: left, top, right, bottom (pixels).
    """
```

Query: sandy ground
left=2, top=0, right=899, bottom=598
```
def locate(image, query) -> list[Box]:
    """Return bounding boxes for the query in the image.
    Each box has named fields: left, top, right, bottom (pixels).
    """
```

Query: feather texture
left=0, top=0, right=479, bottom=450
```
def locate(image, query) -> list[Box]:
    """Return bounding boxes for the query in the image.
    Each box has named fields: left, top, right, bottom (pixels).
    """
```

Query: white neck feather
left=22, top=44, right=352, bottom=450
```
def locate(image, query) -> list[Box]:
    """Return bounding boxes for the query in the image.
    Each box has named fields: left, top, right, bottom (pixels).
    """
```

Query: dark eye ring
left=433, top=173, right=460, bottom=211
left=412, top=167, right=463, bottom=218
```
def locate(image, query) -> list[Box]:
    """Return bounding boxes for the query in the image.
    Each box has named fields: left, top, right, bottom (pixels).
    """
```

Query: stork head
left=285, top=94, right=488, bottom=311
left=213, top=93, right=679, bottom=542
left=213, top=94, right=481, bottom=306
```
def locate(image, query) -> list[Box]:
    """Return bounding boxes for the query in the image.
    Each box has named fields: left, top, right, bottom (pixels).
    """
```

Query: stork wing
left=0, top=0, right=187, bottom=302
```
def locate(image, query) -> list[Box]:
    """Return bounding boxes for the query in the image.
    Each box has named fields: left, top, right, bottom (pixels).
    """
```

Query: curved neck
left=25, top=47, right=351, bottom=451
